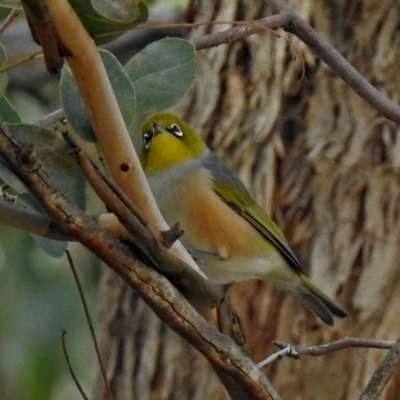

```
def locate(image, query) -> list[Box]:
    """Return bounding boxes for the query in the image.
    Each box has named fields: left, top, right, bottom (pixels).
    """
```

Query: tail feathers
left=298, top=275, right=349, bottom=326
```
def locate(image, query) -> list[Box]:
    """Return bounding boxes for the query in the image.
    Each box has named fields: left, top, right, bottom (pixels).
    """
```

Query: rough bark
left=94, top=0, right=400, bottom=399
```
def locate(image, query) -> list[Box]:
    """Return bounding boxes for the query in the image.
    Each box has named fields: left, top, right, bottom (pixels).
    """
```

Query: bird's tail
left=297, top=274, right=349, bottom=326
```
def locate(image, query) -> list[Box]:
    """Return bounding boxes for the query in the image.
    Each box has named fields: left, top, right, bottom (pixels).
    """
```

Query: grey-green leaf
left=0, top=96, right=22, bottom=124
left=60, top=68, right=95, bottom=141
left=69, top=0, right=148, bottom=45
left=31, top=234, right=68, bottom=258
left=60, top=49, right=136, bottom=142
left=7, top=123, right=86, bottom=210
left=124, top=38, right=197, bottom=113
left=0, top=43, right=8, bottom=96
left=91, top=0, right=140, bottom=22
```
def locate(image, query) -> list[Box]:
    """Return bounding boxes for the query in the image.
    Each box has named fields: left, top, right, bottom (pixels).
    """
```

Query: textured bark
left=94, top=0, right=400, bottom=399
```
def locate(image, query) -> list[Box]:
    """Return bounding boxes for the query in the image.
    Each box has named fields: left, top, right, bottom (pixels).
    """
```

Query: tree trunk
left=94, top=1, right=400, bottom=399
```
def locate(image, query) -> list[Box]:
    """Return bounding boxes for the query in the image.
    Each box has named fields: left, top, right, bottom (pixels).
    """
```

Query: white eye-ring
left=170, top=123, right=183, bottom=137
left=143, top=132, right=152, bottom=149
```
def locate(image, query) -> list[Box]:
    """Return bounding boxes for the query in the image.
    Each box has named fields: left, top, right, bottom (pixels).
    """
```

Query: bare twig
left=61, top=330, right=89, bottom=400
left=0, top=50, right=43, bottom=74
left=66, top=251, right=114, bottom=400
left=0, top=9, right=21, bottom=36
left=35, top=108, right=64, bottom=127
left=359, top=336, right=400, bottom=400
left=191, top=14, right=291, bottom=50
left=258, top=337, right=396, bottom=368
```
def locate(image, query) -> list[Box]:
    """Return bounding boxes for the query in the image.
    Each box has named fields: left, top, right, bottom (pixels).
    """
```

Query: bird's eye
left=170, top=123, right=183, bottom=137
left=143, top=132, right=152, bottom=149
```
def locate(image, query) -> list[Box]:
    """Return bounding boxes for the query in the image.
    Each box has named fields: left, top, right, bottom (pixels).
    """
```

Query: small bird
left=140, top=112, right=349, bottom=326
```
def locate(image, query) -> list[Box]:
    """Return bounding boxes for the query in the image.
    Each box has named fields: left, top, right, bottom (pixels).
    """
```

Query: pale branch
left=359, top=336, right=400, bottom=400
left=46, top=0, right=202, bottom=275
left=257, top=337, right=396, bottom=368
left=191, top=3, right=400, bottom=123
left=0, top=120, right=279, bottom=400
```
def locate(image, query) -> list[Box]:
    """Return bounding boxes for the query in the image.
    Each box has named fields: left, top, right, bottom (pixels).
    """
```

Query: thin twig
left=0, top=50, right=43, bottom=73
left=0, top=9, right=21, bottom=36
left=35, top=108, right=64, bottom=127
left=61, top=330, right=90, bottom=400
left=258, top=337, right=396, bottom=368
left=191, top=14, right=291, bottom=50
left=65, top=250, right=114, bottom=400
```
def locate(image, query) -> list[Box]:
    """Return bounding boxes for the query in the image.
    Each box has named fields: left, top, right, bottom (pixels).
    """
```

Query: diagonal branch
left=0, top=120, right=280, bottom=400
left=359, top=336, right=400, bottom=400
left=191, top=2, right=400, bottom=123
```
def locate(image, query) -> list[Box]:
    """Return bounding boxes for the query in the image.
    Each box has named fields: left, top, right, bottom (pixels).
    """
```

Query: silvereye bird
left=140, top=112, right=349, bottom=326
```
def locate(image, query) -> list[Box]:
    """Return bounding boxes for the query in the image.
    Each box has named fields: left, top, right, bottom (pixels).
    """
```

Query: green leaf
left=60, top=68, right=95, bottom=141
left=0, top=43, right=8, bottom=96
left=60, top=49, right=136, bottom=142
left=0, top=96, right=21, bottom=123
left=124, top=38, right=197, bottom=113
left=31, top=234, right=67, bottom=258
left=68, top=0, right=148, bottom=45
left=91, top=0, right=140, bottom=22
left=7, top=124, right=86, bottom=209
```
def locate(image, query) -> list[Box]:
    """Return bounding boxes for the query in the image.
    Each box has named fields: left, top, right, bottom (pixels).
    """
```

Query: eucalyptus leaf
left=0, top=96, right=21, bottom=124
left=124, top=38, right=197, bottom=113
left=60, top=49, right=136, bottom=142
left=7, top=123, right=86, bottom=210
left=0, top=43, right=8, bottom=96
left=31, top=234, right=67, bottom=258
left=60, top=68, right=95, bottom=141
left=69, top=0, right=148, bottom=45
left=91, top=0, right=140, bottom=22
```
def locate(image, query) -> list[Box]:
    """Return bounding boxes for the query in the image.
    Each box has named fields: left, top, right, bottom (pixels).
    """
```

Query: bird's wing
left=203, top=151, right=305, bottom=274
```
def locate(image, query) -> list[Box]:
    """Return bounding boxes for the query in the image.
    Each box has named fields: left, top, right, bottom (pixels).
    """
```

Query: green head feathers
left=140, top=113, right=207, bottom=175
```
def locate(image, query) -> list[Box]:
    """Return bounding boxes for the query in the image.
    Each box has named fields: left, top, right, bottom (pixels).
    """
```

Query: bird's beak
left=152, top=122, right=168, bottom=135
